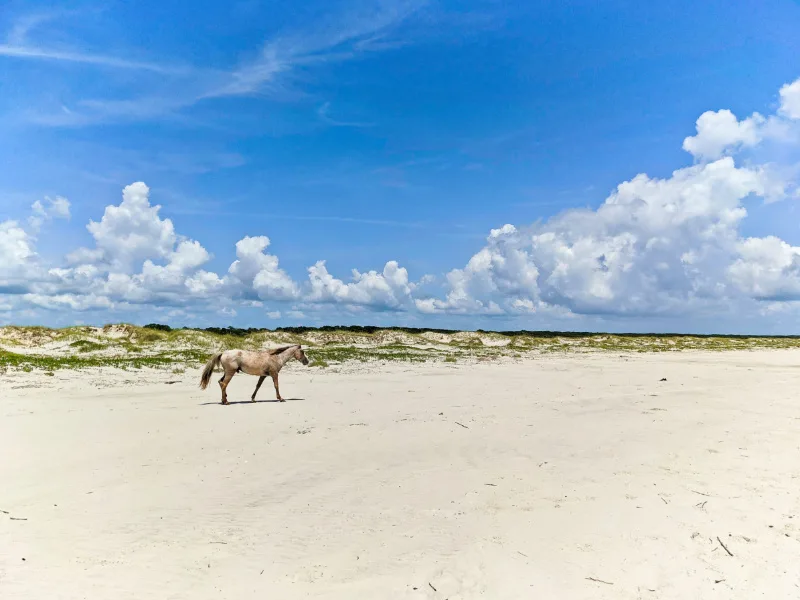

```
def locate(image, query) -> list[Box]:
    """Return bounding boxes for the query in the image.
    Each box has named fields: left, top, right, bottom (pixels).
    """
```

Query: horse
left=199, top=344, right=310, bottom=405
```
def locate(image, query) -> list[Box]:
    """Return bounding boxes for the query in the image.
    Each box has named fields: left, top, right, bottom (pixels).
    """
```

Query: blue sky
left=2, top=0, right=800, bottom=332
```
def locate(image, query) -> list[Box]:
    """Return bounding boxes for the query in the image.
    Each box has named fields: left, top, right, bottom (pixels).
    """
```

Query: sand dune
left=2, top=351, right=799, bottom=598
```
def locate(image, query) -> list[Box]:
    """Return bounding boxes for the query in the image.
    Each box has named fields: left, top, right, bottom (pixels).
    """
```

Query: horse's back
left=220, top=349, right=268, bottom=375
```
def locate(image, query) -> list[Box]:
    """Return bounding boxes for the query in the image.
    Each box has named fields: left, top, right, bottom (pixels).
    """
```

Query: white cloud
left=0, top=201, right=70, bottom=293
left=77, top=182, right=176, bottom=271
left=682, top=109, right=766, bottom=161
left=0, top=220, right=36, bottom=271
left=28, top=195, right=71, bottom=231
left=4, top=76, right=800, bottom=327
left=779, top=79, right=800, bottom=120
left=23, top=292, right=113, bottom=311
left=683, top=77, right=800, bottom=161
left=15, top=3, right=426, bottom=126
left=728, top=236, right=800, bottom=300
left=45, top=264, right=102, bottom=293
left=418, top=223, right=540, bottom=315
left=134, top=240, right=214, bottom=295
left=1, top=11, right=191, bottom=74
left=225, top=236, right=299, bottom=301
left=0, top=43, right=185, bottom=74
left=307, top=260, right=414, bottom=309
left=418, top=77, right=800, bottom=318
left=206, top=1, right=425, bottom=99
left=184, top=270, right=224, bottom=297
left=0, top=219, right=44, bottom=296
left=422, top=157, right=780, bottom=316
left=45, top=184, right=220, bottom=307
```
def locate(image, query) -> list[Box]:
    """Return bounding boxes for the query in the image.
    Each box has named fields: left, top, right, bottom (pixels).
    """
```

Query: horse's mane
left=267, top=345, right=297, bottom=355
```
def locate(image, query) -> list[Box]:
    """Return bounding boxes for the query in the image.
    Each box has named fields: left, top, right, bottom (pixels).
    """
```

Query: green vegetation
left=2, top=323, right=800, bottom=373
left=69, top=340, right=107, bottom=352
left=309, top=344, right=442, bottom=364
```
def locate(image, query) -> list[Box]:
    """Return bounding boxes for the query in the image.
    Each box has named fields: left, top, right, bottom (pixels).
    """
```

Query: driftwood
left=717, top=536, right=734, bottom=557
left=586, top=577, right=614, bottom=585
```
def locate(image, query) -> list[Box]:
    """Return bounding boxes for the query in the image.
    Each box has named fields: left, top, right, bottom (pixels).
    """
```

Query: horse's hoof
left=278, top=398, right=286, bottom=402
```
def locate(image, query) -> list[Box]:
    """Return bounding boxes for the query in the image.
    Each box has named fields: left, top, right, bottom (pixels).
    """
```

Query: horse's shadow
left=199, top=398, right=305, bottom=406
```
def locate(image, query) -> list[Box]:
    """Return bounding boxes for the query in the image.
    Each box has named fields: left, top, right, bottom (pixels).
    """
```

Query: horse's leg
left=219, top=369, right=235, bottom=405
left=271, top=373, right=284, bottom=402
left=251, top=376, right=266, bottom=402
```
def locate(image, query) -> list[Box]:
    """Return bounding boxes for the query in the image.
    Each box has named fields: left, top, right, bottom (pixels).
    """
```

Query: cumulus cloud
left=2, top=196, right=71, bottom=292
left=184, top=270, right=225, bottom=297
left=0, top=220, right=36, bottom=272
left=683, top=77, right=800, bottom=162
left=4, top=75, right=800, bottom=325
left=307, top=260, right=414, bottom=309
left=779, top=79, right=800, bottom=120
left=131, top=240, right=216, bottom=297
left=419, top=159, right=775, bottom=316
left=728, top=236, right=800, bottom=301
left=417, top=77, right=800, bottom=319
left=73, top=182, right=177, bottom=270
left=682, top=109, right=767, bottom=161
left=225, top=236, right=299, bottom=301
left=45, top=265, right=103, bottom=294
left=29, top=195, right=71, bottom=231
left=23, top=293, right=114, bottom=312
left=5, top=182, right=420, bottom=316
left=41, top=183, right=220, bottom=310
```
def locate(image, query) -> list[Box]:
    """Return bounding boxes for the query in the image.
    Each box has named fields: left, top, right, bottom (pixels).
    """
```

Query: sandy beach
left=2, top=350, right=799, bottom=599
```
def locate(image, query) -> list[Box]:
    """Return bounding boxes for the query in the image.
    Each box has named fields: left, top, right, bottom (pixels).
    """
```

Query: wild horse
left=200, top=345, right=310, bottom=404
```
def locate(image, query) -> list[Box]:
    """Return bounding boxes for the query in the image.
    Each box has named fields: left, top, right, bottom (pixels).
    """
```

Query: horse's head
left=293, top=345, right=310, bottom=366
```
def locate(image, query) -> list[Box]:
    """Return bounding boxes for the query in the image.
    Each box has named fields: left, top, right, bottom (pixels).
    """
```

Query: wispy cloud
left=7, top=12, right=58, bottom=45
left=7, top=1, right=428, bottom=127
left=0, top=44, right=187, bottom=74
left=203, top=0, right=427, bottom=99
left=1, top=11, right=189, bottom=74
left=317, top=102, right=374, bottom=127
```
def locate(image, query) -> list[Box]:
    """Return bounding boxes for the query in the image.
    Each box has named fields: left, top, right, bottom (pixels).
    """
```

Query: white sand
left=2, top=351, right=799, bottom=599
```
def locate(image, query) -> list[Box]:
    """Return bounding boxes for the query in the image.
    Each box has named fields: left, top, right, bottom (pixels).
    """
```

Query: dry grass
left=2, top=324, right=799, bottom=372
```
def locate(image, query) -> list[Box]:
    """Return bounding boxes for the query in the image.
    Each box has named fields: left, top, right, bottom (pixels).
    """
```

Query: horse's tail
left=199, top=353, right=223, bottom=390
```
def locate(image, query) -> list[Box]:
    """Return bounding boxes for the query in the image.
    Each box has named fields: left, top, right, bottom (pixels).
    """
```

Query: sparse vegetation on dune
left=1, top=323, right=799, bottom=372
